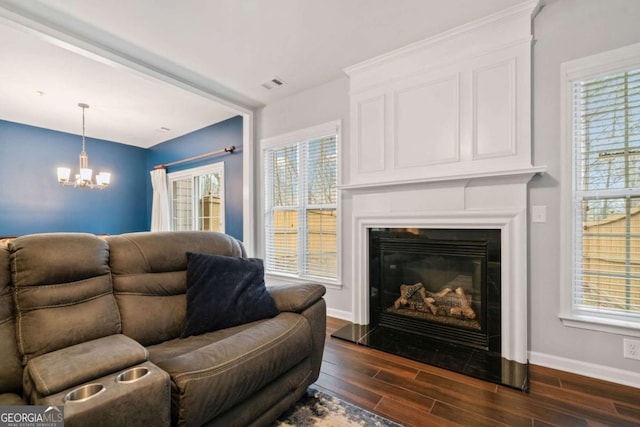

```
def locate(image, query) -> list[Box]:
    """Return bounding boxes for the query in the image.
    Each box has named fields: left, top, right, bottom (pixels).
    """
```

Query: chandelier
left=57, top=103, right=111, bottom=189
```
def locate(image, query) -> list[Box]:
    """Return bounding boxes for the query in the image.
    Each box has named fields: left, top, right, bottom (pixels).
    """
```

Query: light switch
left=531, top=205, right=547, bottom=223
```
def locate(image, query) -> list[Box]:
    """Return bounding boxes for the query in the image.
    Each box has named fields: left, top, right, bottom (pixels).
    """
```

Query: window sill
left=265, top=272, right=343, bottom=290
left=559, top=312, right=640, bottom=338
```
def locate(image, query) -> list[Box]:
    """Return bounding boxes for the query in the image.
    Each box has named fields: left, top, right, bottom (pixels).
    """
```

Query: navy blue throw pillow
left=181, top=253, right=279, bottom=338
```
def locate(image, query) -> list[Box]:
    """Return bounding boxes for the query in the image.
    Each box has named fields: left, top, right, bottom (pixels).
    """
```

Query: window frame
left=167, top=162, right=225, bottom=233
left=560, top=42, right=640, bottom=336
left=260, top=121, right=342, bottom=288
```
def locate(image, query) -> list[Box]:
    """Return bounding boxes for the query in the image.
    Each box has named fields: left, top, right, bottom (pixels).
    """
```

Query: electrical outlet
left=531, top=205, right=547, bottom=223
left=623, top=339, right=640, bottom=360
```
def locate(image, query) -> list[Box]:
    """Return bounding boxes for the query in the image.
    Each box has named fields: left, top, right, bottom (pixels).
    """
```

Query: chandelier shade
left=57, top=103, right=111, bottom=189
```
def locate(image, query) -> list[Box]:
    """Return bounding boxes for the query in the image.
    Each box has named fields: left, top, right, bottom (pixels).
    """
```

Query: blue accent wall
left=0, top=116, right=244, bottom=239
left=0, top=120, right=148, bottom=236
left=146, top=116, right=243, bottom=240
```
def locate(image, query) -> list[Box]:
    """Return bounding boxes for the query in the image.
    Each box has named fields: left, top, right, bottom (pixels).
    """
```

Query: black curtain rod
left=153, top=145, right=237, bottom=170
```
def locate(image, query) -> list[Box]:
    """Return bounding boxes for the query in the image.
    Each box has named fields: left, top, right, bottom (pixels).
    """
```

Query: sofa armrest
left=268, top=284, right=327, bottom=385
left=25, top=334, right=148, bottom=397
left=267, top=283, right=326, bottom=313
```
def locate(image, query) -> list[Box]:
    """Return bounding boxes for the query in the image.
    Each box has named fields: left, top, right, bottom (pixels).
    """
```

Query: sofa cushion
left=182, top=253, right=279, bottom=338
left=106, top=231, right=246, bottom=346
left=152, top=312, right=312, bottom=427
left=9, top=233, right=121, bottom=363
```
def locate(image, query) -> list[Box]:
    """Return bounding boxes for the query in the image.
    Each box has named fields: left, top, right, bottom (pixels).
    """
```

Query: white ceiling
left=0, top=0, right=526, bottom=148
left=0, top=23, right=238, bottom=148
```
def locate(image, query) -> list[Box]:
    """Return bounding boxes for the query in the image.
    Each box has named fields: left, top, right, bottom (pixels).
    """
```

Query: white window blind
left=572, top=67, right=640, bottom=319
left=264, top=134, right=337, bottom=280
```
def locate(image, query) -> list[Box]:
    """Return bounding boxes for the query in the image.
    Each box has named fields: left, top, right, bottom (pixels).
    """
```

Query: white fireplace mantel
left=351, top=206, right=529, bottom=364
left=340, top=165, right=546, bottom=191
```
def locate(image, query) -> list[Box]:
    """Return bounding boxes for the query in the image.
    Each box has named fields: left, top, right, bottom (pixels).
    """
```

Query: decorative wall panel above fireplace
left=342, top=1, right=540, bottom=189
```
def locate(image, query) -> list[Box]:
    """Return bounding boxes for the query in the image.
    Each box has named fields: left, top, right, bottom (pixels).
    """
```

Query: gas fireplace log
left=451, top=287, right=476, bottom=319
left=393, top=283, right=426, bottom=309
left=425, top=285, right=476, bottom=320
left=393, top=281, right=476, bottom=320
left=417, top=288, right=437, bottom=315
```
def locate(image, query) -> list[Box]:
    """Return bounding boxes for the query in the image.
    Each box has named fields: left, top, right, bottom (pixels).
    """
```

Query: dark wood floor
left=314, top=317, right=640, bottom=427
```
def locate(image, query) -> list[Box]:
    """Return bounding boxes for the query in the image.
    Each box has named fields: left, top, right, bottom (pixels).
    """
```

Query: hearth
left=332, top=227, right=528, bottom=391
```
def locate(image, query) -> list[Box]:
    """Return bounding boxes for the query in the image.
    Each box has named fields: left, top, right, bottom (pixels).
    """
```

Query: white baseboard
left=327, top=308, right=352, bottom=321
left=529, top=351, right=640, bottom=389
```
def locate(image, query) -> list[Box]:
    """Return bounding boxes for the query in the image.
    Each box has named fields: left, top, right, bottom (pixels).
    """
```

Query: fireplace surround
left=332, top=227, right=519, bottom=388
left=332, top=204, right=533, bottom=391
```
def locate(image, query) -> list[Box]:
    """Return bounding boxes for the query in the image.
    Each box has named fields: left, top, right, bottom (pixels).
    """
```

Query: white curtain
left=150, top=169, right=171, bottom=231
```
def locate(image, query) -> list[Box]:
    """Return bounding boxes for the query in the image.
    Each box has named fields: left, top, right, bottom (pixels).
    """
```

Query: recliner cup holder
left=64, top=383, right=105, bottom=403
left=116, top=367, right=150, bottom=383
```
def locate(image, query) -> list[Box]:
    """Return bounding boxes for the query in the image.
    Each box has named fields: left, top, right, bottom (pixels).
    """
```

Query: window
left=168, top=162, right=225, bottom=233
left=262, top=122, right=339, bottom=282
left=562, top=43, right=640, bottom=331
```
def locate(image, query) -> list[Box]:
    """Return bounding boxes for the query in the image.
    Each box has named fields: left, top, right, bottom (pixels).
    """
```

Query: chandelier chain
left=81, top=105, right=86, bottom=154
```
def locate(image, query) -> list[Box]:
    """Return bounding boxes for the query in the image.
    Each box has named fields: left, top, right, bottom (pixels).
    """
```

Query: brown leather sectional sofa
left=0, top=231, right=326, bottom=426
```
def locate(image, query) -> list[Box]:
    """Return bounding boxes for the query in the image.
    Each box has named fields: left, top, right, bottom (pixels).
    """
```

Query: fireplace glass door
left=369, top=228, right=501, bottom=352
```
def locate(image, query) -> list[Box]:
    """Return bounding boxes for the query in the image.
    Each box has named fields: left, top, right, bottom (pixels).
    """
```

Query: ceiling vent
left=261, top=77, right=287, bottom=90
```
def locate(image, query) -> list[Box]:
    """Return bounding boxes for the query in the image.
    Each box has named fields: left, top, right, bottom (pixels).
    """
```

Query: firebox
left=332, top=227, right=528, bottom=390
left=370, top=228, right=501, bottom=353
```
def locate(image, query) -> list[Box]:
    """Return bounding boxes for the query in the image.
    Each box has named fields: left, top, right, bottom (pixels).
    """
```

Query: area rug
left=270, top=387, right=403, bottom=427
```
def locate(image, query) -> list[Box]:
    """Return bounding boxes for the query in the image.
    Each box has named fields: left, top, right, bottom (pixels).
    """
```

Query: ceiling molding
left=0, top=0, right=260, bottom=113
